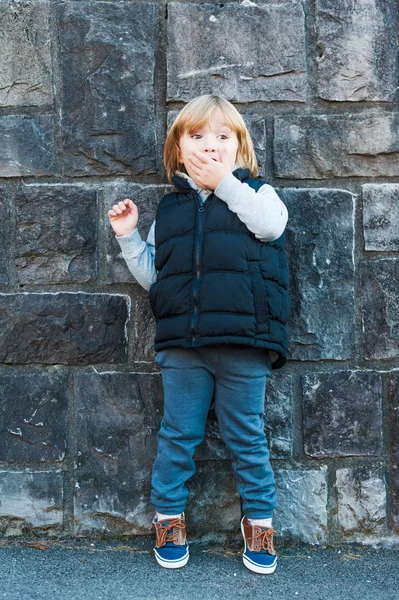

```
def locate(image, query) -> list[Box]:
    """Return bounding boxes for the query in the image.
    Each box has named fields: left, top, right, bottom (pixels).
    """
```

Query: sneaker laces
left=257, top=527, right=277, bottom=553
left=158, top=518, right=185, bottom=547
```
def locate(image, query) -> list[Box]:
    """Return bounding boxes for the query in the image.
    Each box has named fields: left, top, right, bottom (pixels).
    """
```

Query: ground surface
left=0, top=537, right=398, bottom=600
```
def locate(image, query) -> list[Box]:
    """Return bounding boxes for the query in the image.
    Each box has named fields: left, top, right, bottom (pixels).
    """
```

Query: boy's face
left=177, top=108, right=239, bottom=185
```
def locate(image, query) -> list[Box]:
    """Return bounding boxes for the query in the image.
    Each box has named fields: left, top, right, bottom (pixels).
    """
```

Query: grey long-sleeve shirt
left=115, top=169, right=288, bottom=293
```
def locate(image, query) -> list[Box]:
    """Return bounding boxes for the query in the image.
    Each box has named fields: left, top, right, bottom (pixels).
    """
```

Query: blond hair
left=164, top=95, right=259, bottom=183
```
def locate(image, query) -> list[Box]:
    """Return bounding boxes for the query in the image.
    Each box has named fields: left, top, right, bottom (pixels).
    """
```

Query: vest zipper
left=191, top=193, right=206, bottom=345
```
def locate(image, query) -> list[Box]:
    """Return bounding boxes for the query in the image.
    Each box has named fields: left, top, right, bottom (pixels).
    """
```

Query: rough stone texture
left=167, top=2, right=307, bottom=103
left=302, top=371, right=383, bottom=458
left=0, top=293, right=129, bottom=365
left=186, top=462, right=241, bottom=535
left=0, top=189, right=9, bottom=286
left=362, top=184, right=399, bottom=251
left=0, top=471, right=63, bottom=536
left=360, top=260, right=399, bottom=360
left=15, top=185, right=97, bottom=284
left=315, top=0, right=398, bottom=102
left=389, top=370, right=399, bottom=532
left=0, top=1, right=53, bottom=107
left=0, top=115, right=54, bottom=177
left=281, top=188, right=356, bottom=360
left=274, top=468, right=328, bottom=545
left=58, top=1, right=157, bottom=177
left=104, top=183, right=171, bottom=284
left=0, top=373, right=67, bottom=464
left=167, top=111, right=267, bottom=176
left=265, top=373, right=293, bottom=458
left=274, top=113, right=399, bottom=179
left=74, top=372, right=162, bottom=536
left=336, top=467, right=387, bottom=536
left=129, top=293, right=157, bottom=363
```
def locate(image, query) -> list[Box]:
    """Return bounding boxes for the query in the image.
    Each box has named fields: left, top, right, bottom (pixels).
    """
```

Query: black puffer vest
left=148, top=168, right=290, bottom=369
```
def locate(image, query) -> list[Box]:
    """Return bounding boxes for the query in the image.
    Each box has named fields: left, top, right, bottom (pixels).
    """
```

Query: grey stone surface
left=0, top=1, right=53, bottom=107
left=360, top=259, right=399, bottom=360
left=167, top=111, right=267, bottom=176
left=104, top=183, right=171, bottom=284
left=302, top=371, right=383, bottom=458
left=0, top=373, right=67, bottom=464
left=167, top=2, right=307, bottom=102
left=58, top=1, right=157, bottom=177
left=0, top=471, right=63, bottom=536
left=265, top=373, right=293, bottom=458
left=389, top=370, right=399, bottom=532
left=281, top=188, right=356, bottom=360
left=15, top=185, right=97, bottom=284
left=274, top=113, right=399, bottom=179
left=0, top=293, right=129, bottom=365
left=274, top=468, right=328, bottom=545
left=186, top=462, right=241, bottom=535
left=0, top=189, right=9, bottom=286
left=129, top=292, right=157, bottom=363
left=336, top=467, right=387, bottom=536
left=0, top=115, right=54, bottom=177
left=74, top=371, right=162, bottom=536
left=362, top=184, right=399, bottom=251
left=315, top=0, right=398, bottom=102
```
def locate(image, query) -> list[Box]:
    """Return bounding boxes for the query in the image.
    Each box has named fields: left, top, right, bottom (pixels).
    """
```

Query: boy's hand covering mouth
left=188, top=149, right=232, bottom=190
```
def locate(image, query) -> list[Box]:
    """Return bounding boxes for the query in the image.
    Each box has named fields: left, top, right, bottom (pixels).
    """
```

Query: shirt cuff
left=115, top=228, right=143, bottom=256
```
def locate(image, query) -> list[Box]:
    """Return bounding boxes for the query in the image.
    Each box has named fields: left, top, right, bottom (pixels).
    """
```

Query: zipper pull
left=199, top=201, right=205, bottom=212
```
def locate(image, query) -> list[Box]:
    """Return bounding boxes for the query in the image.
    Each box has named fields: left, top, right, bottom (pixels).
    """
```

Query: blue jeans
left=150, top=344, right=277, bottom=519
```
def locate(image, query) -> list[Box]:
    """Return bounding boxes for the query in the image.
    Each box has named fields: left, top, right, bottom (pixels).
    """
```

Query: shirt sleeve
left=214, top=172, right=288, bottom=242
left=115, top=220, right=157, bottom=292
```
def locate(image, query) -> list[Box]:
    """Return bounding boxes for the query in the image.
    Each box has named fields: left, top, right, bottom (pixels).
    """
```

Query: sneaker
left=241, top=516, right=278, bottom=574
left=152, top=513, right=189, bottom=569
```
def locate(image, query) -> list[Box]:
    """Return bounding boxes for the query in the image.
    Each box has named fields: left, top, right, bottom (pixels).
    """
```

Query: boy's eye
left=190, top=134, right=229, bottom=139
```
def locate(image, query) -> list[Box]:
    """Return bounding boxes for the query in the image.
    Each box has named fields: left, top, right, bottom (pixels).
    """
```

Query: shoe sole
left=154, top=547, right=189, bottom=569
left=240, top=520, right=277, bottom=575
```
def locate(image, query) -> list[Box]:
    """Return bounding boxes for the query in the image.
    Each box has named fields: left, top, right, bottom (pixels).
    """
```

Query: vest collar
left=171, top=166, right=251, bottom=192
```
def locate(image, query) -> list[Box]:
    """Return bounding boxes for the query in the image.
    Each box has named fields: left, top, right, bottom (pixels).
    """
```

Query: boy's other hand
left=108, top=199, right=139, bottom=237
left=188, top=149, right=231, bottom=190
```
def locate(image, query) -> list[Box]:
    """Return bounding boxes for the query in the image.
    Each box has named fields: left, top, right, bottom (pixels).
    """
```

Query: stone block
left=0, top=293, right=129, bottom=365
left=58, top=1, right=157, bottom=177
left=0, top=1, right=52, bottom=107
left=0, top=471, right=63, bottom=536
left=0, top=373, right=67, bottom=463
left=167, top=2, right=307, bottom=102
left=186, top=462, right=241, bottom=535
left=360, top=259, right=399, bottom=360
left=389, top=370, right=399, bottom=532
left=336, top=467, right=387, bottom=536
left=274, top=113, right=399, bottom=179
left=274, top=468, right=328, bottom=545
left=74, top=372, right=163, bottom=536
left=302, top=371, right=383, bottom=457
left=167, top=111, right=267, bottom=176
left=281, top=188, right=356, bottom=360
left=104, top=183, right=171, bottom=284
left=0, top=189, right=9, bottom=286
left=362, top=184, right=399, bottom=251
left=15, top=185, right=97, bottom=284
left=315, top=0, right=398, bottom=101
left=129, top=292, right=157, bottom=363
left=0, top=115, right=54, bottom=177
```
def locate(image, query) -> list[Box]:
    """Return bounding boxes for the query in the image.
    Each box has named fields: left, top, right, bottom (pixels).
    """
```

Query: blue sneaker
left=152, top=513, right=189, bottom=569
left=241, top=516, right=278, bottom=574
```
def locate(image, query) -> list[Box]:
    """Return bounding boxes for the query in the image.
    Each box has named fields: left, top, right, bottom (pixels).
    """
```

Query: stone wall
left=0, top=0, right=398, bottom=546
